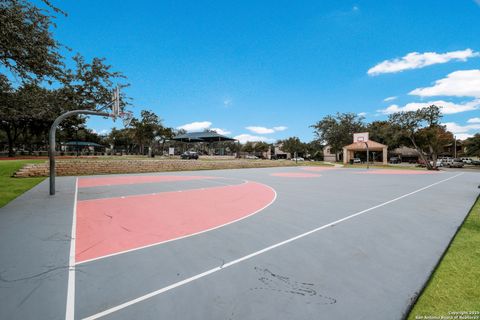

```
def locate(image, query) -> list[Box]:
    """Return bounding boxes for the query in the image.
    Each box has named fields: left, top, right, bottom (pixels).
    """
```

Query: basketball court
left=0, top=166, right=478, bottom=320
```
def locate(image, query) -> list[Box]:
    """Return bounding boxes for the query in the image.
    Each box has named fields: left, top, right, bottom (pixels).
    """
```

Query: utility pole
left=454, top=135, right=457, bottom=158
left=364, top=142, right=369, bottom=169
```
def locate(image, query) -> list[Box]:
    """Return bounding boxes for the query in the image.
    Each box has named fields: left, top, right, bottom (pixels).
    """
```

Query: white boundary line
left=65, top=178, right=78, bottom=320
left=77, top=178, right=246, bottom=203
left=77, top=175, right=222, bottom=189
left=82, top=173, right=464, bottom=320
left=76, top=181, right=277, bottom=265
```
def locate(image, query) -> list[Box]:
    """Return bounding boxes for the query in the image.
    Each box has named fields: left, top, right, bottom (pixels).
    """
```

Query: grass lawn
left=0, top=160, right=46, bottom=208
left=407, top=196, right=480, bottom=319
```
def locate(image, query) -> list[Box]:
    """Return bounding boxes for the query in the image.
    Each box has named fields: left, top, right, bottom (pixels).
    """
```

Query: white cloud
left=384, top=96, right=397, bottom=102
left=456, top=133, right=474, bottom=140
left=410, top=70, right=480, bottom=98
left=246, top=126, right=288, bottom=134
left=358, top=112, right=367, bottom=117
left=443, top=122, right=480, bottom=134
left=443, top=122, right=479, bottom=140
left=467, top=117, right=480, bottom=123
left=177, top=121, right=212, bottom=132
left=233, top=134, right=274, bottom=144
left=92, top=128, right=110, bottom=135
left=378, top=99, right=480, bottom=115
left=246, top=126, right=275, bottom=134
left=368, top=49, right=479, bottom=75
left=211, top=128, right=232, bottom=135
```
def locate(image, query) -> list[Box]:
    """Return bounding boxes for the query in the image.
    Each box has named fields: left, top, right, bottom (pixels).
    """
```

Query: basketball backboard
left=353, top=132, right=369, bottom=143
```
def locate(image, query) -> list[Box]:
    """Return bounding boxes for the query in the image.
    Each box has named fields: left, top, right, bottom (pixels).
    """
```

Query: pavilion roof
left=344, top=140, right=387, bottom=151
left=172, top=131, right=236, bottom=142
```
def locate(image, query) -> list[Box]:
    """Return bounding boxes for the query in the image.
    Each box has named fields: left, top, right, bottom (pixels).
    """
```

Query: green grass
left=0, top=160, right=46, bottom=208
left=407, top=197, right=480, bottom=319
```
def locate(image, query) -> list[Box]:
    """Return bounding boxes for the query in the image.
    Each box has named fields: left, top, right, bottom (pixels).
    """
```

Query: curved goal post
left=48, top=87, right=129, bottom=195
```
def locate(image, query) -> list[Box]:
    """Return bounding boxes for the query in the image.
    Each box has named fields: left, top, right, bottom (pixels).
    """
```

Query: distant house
left=442, top=140, right=465, bottom=157
left=273, top=143, right=291, bottom=159
left=390, top=146, right=422, bottom=163
left=323, top=146, right=337, bottom=162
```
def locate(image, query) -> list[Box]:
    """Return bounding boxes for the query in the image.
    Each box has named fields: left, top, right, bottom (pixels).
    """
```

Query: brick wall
left=14, top=159, right=298, bottom=177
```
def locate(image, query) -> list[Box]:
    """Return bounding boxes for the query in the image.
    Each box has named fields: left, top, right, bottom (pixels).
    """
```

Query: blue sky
left=53, top=0, right=480, bottom=142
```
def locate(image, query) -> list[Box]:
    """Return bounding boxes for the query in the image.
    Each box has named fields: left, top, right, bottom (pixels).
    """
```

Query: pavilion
left=172, top=131, right=237, bottom=155
left=343, top=132, right=388, bottom=165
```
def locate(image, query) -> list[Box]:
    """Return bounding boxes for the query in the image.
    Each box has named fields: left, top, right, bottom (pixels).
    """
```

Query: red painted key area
left=76, top=181, right=275, bottom=263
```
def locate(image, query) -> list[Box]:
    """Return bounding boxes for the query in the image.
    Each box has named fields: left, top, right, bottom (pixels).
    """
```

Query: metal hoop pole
left=49, top=110, right=110, bottom=195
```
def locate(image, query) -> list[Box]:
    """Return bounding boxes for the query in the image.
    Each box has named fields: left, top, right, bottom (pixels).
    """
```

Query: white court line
left=83, top=173, right=463, bottom=320
left=77, top=178, right=247, bottom=203
left=65, top=178, right=78, bottom=320
left=76, top=180, right=276, bottom=265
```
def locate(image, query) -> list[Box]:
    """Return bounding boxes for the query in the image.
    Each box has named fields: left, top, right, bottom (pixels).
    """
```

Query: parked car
left=245, top=155, right=259, bottom=159
left=353, top=158, right=361, bottom=164
left=291, top=157, right=304, bottom=161
left=429, top=160, right=443, bottom=167
left=471, top=159, right=480, bottom=165
left=180, top=151, right=199, bottom=159
left=443, top=158, right=464, bottom=168
left=389, top=157, right=401, bottom=164
left=461, top=157, right=473, bottom=164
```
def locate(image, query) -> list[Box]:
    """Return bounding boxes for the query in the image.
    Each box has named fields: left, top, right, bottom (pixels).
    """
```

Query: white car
left=461, top=157, right=472, bottom=164
left=353, top=158, right=361, bottom=164
left=246, top=155, right=259, bottom=159
left=430, top=160, right=443, bottom=167
left=291, top=157, right=304, bottom=161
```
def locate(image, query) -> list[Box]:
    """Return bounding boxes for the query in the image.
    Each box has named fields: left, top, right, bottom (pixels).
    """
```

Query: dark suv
left=181, top=151, right=199, bottom=160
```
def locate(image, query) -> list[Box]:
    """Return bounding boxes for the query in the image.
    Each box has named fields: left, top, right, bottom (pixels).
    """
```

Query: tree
left=464, top=134, right=480, bottom=157
left=279, top=137, right=306, bottom=157
left=223, top=141, right=241, bottom=155
left=305, top=140, right=324, bottom=160
left=242, top=142, right=255, bottom=153
left=107, top=127, right=135, bottom=154
left=311, top=113, right=365, bottom=161
left=0, top=78, right=53, bottom=156
left=0, top=0, right=65, bottom=82
left=0, top=1, right=129, bottom=156
left=389, top=105, right=445, bottom=170
left=130, top=110, right=163, bottom=155
left=0, top=55, right=127, bottom=156
left=367, top=121, right=403, bottom=149
left=417, top=125, right=453, bottom=166
left=155, top=126, right=174, bottom=155
left=254, top=141, right=270, bottom=153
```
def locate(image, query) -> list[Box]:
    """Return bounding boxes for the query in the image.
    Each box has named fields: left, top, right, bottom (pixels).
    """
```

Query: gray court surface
left=0, top=166, right=478, bottom=320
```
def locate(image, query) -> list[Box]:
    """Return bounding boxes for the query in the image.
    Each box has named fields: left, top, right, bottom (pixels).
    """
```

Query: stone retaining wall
left=14, top=159, right=298, bottom=177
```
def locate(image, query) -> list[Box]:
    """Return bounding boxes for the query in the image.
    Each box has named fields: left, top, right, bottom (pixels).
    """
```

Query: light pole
left=364, top=141, right=369, bottom=169
left=454, top=135, right=457, bottom=158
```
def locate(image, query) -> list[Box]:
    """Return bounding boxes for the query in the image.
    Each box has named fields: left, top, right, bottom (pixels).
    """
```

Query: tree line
left=0, top=0, right=129, bottom=156
left=1, top=1, right=478, bottom=163
left=311, top=105, right=480, bottom=170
